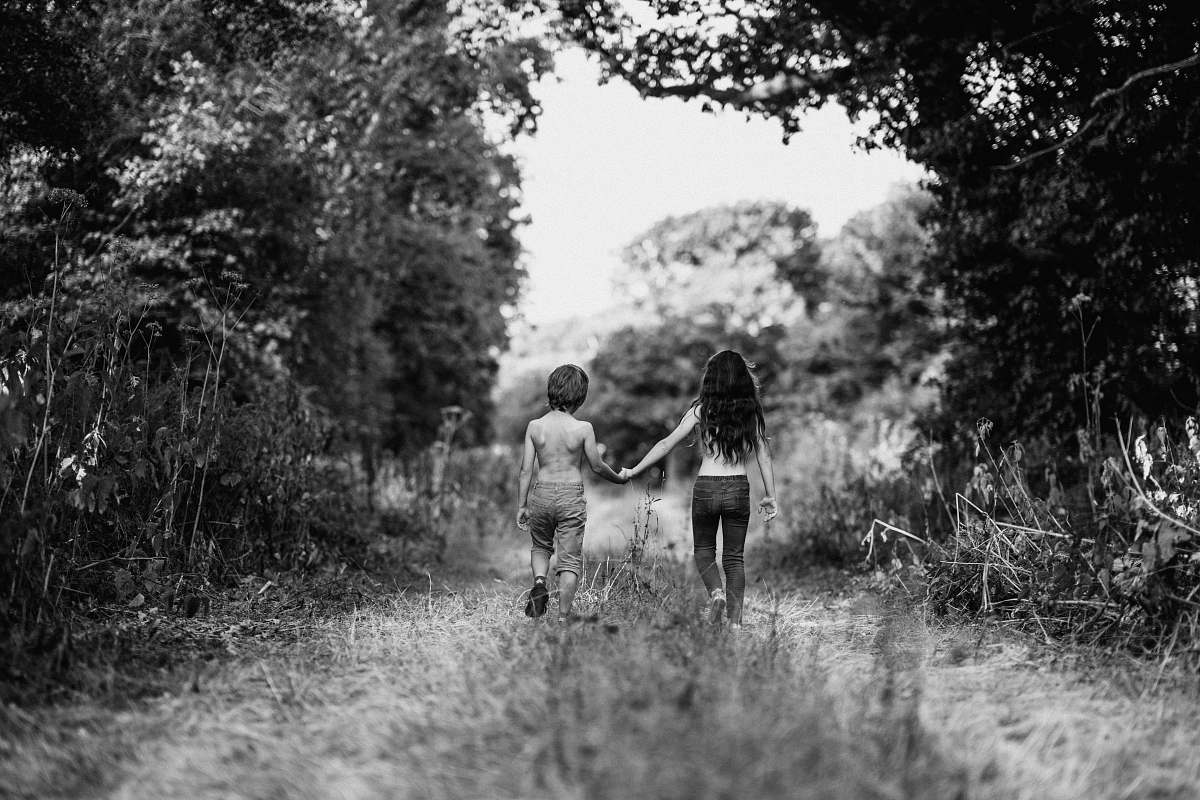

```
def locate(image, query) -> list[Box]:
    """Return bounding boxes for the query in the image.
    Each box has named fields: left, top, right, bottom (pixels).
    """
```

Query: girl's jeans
left=690, top=475, right=750, bottom=622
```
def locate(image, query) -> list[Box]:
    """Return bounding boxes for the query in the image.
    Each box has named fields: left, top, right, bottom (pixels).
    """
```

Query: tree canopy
left=552, top=0, right=1200, bottom=434
left=581, top=193, right=937, bottom=467
left=1, top=0, right=550, bottom=450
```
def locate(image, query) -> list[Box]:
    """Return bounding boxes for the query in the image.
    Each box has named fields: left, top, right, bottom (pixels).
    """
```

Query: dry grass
left=5, top=509, right=1200, bottom=799
left=927, top=418, right=1200, bottom=668
left=1, top=536, right=964, bottom=800
left=784, top=590, right=1200, bottom=800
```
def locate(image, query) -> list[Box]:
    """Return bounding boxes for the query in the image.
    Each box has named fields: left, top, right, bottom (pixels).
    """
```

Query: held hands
left=758, top=496, right=778, bottom=523
left=516, top=506, right=529, bottom=531
left=618, top=467, right=634, bottom=483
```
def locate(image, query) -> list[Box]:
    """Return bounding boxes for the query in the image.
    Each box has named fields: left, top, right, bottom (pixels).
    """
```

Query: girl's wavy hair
left=690, top=350, right=768, bottom=463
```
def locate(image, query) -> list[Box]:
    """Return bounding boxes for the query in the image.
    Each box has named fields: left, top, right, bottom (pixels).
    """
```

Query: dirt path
left=4, top=499, right=1200, bottom=799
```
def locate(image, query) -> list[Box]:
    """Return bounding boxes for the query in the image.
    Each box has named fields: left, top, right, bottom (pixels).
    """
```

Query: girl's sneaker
left=525, top=578, right=549, bottom=618
left=708, top=589, right=727, bottom=624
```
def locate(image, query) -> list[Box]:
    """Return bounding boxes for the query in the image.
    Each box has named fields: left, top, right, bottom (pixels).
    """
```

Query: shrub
left=927, top=417, right=1200, bottom=661
left=768, top=413, right=940, bottom=569
left=0, top=247, right=365, bottom=649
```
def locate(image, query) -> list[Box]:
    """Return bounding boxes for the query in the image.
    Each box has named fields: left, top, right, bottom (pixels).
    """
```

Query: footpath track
left=3, top=507, right=1200, bottom=799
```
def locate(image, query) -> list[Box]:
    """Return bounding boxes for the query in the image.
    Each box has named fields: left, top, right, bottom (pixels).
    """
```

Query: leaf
left=1142, top=539, right=1157, bottom=572
left=1156, top=522, right=1190, bottom=565
left=114, top=567, right=134, bottom=597
left=127, top=592, right=145, bottom=609
left=20, top=529, right=38, bottom=559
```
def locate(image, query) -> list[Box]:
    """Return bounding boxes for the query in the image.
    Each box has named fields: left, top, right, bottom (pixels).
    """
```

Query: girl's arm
left=516, top=423, right=537, bottom=529
left=623, top=408, right=699, bottom=479
left=754, top=432, right=778, bottom=521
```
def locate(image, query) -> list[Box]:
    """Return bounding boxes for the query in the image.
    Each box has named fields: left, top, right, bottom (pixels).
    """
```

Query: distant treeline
left=495, top=189, right=939, bottom=469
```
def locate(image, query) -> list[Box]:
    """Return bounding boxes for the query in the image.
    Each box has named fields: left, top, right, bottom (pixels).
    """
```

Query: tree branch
left=998, top=115, right=1098, bottom=171
left=1002, top=52, right=1200, bottom=170
left=1091, top=52, right=1200, bottom=107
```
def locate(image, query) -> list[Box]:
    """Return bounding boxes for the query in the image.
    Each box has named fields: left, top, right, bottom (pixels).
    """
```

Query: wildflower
left=1076, top=428, right=1095, bottom=460
left=1101, top=456, right=1120, bottom=493
left=1186, top=417, right=1200, bottom=467
left=45, top=187, right=88, bottom=210
left=1134, top=434, right=1152, bottom=480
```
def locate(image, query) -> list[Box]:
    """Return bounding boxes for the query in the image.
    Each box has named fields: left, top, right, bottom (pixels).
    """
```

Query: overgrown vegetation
left=0, top=530, right=971, bottom=800
left=927, top=418, right=1200, bottom=661
left=1, top=0, right=547, bottom=677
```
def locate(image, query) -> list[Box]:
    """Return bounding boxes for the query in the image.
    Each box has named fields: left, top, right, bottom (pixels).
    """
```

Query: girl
left=620, top=350, right=778, bottom=626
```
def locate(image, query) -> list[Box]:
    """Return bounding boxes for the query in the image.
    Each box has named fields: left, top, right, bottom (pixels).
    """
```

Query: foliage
left=0, top=238, right=363, bottom=643
left=551, top=0, right=1200, bottom=434
left=616, top=200, right=822, bottom=330
left=777, top=184, right=941, bottom=415
left=0, top=0, right=549, bottom=668
left=581, top=189, right=940, bottom=478
left=587, top=316, right=785, bottom=469
left=927, top=418, right=1200, bottom=663
left=769, top=414, right=935, bottom=567
left=369, top=411, right=516, bottom=566
left=1, top=0, right=549, bottom=452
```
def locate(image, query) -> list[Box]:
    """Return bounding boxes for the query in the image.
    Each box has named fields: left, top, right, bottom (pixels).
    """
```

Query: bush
left=368, top=408, right=516, bottom=568
left=927, top=418, right=1200, bottom=661
left=0, top=257, right=365, bottom=648
left=768, top=413, right=940, bottom=569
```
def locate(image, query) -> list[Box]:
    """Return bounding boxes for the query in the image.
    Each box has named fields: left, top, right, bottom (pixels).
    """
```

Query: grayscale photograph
left=2, top=1, right=1199, bottom=798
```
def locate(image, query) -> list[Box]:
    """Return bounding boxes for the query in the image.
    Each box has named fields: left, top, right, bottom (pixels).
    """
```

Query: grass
left=0, top=534, right=966, bottom=800
left=6, top=511, right=1200, bottom=800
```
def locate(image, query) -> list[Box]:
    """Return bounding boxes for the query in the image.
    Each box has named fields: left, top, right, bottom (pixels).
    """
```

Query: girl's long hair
left=690, top=350, right=768, bottom=463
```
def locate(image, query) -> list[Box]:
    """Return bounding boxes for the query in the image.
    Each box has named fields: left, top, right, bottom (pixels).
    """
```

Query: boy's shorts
left=527, top=481, right=586, bottom=576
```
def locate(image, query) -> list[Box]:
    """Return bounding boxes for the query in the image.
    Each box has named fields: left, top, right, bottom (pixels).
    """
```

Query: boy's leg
left=526, top=494, right=554, bottom=618
left=530, top=549, right=550, bottom=581
left=557, top=569, right=580, bottom=618
left=555, top=490, right=587, bottom=620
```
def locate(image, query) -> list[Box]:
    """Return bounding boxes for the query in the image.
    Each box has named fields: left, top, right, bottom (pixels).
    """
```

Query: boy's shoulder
left=527, top=413, right=590, bottom=430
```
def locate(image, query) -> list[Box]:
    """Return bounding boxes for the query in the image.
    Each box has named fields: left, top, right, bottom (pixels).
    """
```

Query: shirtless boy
left=516, top=364, right=626, bottom=620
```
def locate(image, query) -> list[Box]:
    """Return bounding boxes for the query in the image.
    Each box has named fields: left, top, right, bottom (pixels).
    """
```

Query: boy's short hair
left=547, top=364, right=588, bottom=412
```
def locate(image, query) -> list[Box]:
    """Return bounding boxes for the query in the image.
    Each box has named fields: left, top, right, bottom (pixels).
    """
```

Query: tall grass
left=0, top=555, right=967, bottom=800
left=0, top=194, right=364, bottom=677
left=927, top=416, right=1200, bottom=663
left=768, top=412, right=938, bottom=569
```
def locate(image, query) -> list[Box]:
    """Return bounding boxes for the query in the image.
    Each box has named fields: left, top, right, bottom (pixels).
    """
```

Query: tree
left=616, top=201, right=822, bottom=331
left=0, top=0, right=551, bottom=451
left=587, top=316, right=785, bottom=470
left=795, top=184, right=940, bottom=402
left=552, top=0, right=1200, bottom=434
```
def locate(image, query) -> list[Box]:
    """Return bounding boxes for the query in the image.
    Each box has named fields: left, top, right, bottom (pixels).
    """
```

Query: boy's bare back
left=527, top=411, right=597, bottom=482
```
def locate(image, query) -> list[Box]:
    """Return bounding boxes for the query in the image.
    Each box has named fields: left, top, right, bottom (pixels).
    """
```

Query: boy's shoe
left=708, top=589, right=727, bottom=625
left=525, top=579, right=549, bottom=618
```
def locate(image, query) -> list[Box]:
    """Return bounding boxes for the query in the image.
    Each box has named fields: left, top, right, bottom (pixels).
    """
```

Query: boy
left=517, top=364, right=626, bottom=620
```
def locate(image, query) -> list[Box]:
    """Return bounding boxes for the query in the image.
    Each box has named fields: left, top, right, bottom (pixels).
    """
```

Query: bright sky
left=509, top=49, right=925, bottom=324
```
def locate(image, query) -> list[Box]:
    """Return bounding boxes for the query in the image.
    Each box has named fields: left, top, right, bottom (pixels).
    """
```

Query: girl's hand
left=618, top=467, right=633, bottom=482
left=758, top=496, right=778, bottom=522
left=516, top=506, right=530, bottom=531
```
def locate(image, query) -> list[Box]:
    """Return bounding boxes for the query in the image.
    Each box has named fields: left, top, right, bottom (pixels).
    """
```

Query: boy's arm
left=516, top=423, right=537, bottom=529
left=624, top=408, right=699, bottom=478
left=582, top=423, right=626, bottom=484
left=754, top=432, right=778, bottom=522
